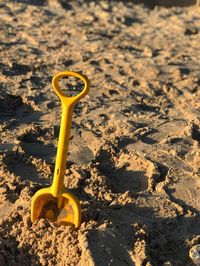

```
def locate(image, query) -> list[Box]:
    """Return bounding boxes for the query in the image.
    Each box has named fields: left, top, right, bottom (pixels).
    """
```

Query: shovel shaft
left=51, top=71, right=90, bottom=198
left=51, top=103, right=73, bottom=197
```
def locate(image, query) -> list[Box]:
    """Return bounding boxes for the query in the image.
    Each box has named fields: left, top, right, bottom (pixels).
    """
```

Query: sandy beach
left=0, top=1, right=200, bottom=265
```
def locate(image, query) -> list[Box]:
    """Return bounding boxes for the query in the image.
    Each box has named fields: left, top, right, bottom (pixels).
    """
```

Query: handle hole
left=58, top=76, right=85, bottom=97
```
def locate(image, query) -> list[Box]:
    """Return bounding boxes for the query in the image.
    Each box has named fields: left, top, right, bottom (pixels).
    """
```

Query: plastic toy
left=31, top=71, right=90, bottom=228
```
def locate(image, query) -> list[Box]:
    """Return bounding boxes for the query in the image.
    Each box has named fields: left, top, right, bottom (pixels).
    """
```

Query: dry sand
left=0, top=1, right=200, bottom=265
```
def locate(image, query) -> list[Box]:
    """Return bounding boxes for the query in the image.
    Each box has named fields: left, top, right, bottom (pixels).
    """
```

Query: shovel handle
left=52, top=71, right=90, bottom=107
left=51, top=71, right=90, bottom=197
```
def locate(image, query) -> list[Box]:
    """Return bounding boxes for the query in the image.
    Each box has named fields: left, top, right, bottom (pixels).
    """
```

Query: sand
left=0, top=1, right=200, bottom=265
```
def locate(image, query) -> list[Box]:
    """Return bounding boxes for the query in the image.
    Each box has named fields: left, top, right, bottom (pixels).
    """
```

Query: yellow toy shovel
left=31, top=71, right=90, bottom=228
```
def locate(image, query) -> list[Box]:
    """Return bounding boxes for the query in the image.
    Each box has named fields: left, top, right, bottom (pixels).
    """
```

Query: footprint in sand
left=69, top=145, right=95, bottom=166
left=95, top=148, right=164, bottom=194
left=2, top=147, right=52, bottom=185
left=113, top=153, right=156, bottom=194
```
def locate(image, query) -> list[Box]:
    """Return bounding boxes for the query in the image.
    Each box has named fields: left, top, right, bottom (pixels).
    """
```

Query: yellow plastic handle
left=51, top=71, right=90, bottom=197
left=52, top=71, right=90, bottom=106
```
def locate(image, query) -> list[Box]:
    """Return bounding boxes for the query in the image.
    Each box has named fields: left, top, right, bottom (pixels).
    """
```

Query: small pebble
left=189, top=244, right=200, bottom=266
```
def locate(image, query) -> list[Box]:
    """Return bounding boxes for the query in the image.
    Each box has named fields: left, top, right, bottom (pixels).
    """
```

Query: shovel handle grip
left=52, top=71, right=90, bottom=106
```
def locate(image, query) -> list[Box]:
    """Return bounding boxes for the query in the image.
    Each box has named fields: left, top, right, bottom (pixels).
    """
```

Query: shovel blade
left=31, top=188, right=81, bottom=228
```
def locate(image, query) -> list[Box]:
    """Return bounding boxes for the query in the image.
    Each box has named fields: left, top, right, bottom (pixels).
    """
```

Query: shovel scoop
left=31, top=71, right=90, bottom=228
